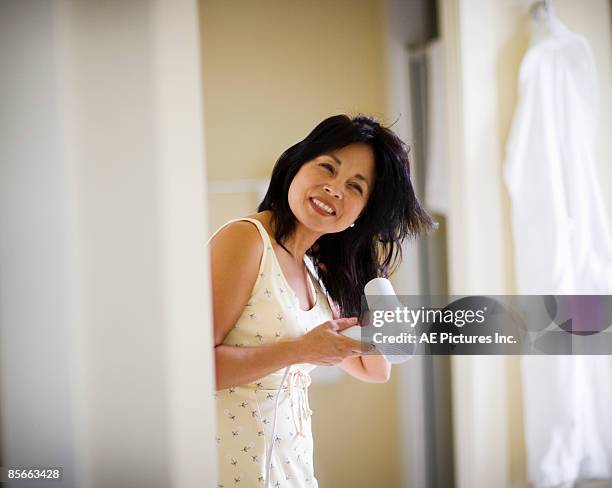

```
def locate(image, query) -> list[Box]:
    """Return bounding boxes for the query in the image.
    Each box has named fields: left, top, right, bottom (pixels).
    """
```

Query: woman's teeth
left=311, top=198, right=335, bottom=215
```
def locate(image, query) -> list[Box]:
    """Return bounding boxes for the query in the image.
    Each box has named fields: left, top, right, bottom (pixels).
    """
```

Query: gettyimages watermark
left=357, top=295, right=612, bottom=356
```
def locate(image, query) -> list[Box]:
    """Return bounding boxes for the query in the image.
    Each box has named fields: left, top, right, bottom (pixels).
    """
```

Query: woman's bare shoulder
left=209, top=219, right=263, bottom=255
left=209, top=219, right=265, bottom=345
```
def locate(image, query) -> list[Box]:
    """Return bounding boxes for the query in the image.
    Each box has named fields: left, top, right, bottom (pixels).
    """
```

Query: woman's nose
left=323, top=184, right=342, bottom=199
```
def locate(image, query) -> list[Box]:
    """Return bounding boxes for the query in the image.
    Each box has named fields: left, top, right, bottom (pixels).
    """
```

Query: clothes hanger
left=528, top=0, right=566, bottom=40
left=529, top=0, right=553, bottom=22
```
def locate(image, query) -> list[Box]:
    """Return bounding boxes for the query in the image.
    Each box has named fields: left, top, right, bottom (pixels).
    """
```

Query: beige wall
left=200, top=0, right=387, bottom=181
left=199, top=0, right=405, bottom=486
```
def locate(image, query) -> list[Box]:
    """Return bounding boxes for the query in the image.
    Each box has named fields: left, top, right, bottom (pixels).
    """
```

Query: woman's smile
left=309, top=196, right=337, bottom=217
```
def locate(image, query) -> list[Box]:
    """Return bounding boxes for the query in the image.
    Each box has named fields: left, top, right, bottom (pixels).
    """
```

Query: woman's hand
left=298, top=317, right=372, bottom=366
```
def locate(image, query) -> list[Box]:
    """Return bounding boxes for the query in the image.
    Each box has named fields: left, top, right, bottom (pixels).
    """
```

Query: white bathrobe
left=504, top=14, right=612, bottom=488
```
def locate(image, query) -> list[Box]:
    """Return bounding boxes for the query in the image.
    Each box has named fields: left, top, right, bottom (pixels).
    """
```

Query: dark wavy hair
left=257, top=114, right=434, bottom=317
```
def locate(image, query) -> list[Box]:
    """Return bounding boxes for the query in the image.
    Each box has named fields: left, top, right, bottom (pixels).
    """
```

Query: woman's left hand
left=326, top=294, right=391, bottom=383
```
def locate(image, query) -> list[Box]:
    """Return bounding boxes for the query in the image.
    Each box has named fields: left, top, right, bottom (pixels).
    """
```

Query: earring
left=349, top=223, right=355, bottom=228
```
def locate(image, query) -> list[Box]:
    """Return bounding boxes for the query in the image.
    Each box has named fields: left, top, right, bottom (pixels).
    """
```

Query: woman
left=209, top=114, right=433, bottom=487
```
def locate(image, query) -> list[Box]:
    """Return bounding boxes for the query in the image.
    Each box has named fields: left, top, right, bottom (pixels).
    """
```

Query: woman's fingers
left=333, top=317, right=359, bottom=331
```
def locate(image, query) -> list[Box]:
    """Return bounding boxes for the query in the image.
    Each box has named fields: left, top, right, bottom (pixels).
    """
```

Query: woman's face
left=287, top=143, right=376, bottom=234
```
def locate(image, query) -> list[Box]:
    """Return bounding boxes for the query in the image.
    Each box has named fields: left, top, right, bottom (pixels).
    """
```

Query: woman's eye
left=320, top=163, right=334, bottom=173
left=350, top=183, right=363, bottom=194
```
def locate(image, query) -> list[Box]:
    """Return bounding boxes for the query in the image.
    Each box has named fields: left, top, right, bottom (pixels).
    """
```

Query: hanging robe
left=503, top=15, right=612, bottom=488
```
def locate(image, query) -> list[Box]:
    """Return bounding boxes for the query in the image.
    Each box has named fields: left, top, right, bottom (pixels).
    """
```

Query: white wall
left=0, top=2, right=80, bottom=485
left=382, top=1, right=434, bottom=485
left=0, top=1, right=217, bottom=486
left=441, top=0, right=612, bottom=487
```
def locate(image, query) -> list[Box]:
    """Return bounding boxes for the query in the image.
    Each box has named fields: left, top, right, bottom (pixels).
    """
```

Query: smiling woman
left=259, top=114, right=435, bottom=317
left=287, top=143, right=375, bottom=234
left=208, top=114, right=433, bottom=488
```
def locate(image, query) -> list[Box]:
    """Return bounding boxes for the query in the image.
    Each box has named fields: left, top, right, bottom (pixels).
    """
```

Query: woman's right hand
left=299, top=317, right=371, bottom=366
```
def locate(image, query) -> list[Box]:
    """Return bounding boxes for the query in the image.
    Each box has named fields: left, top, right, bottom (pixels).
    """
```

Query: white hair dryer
left=340, top=277, right=415, bottom=364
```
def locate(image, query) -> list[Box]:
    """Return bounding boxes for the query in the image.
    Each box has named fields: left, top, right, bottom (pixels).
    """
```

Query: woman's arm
left=326, top=296, right=391, bottom=383
left=338, top=355, right=391, bottom=383
left=214, top=340, right=304, bottom=390
left=211, top=222, right=305, bottom=390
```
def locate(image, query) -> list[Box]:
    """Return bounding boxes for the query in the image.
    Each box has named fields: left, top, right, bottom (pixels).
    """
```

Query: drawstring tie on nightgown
left=287, top=368, right=313, bottom=437
left=265, top=366, right=312, bottom=488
